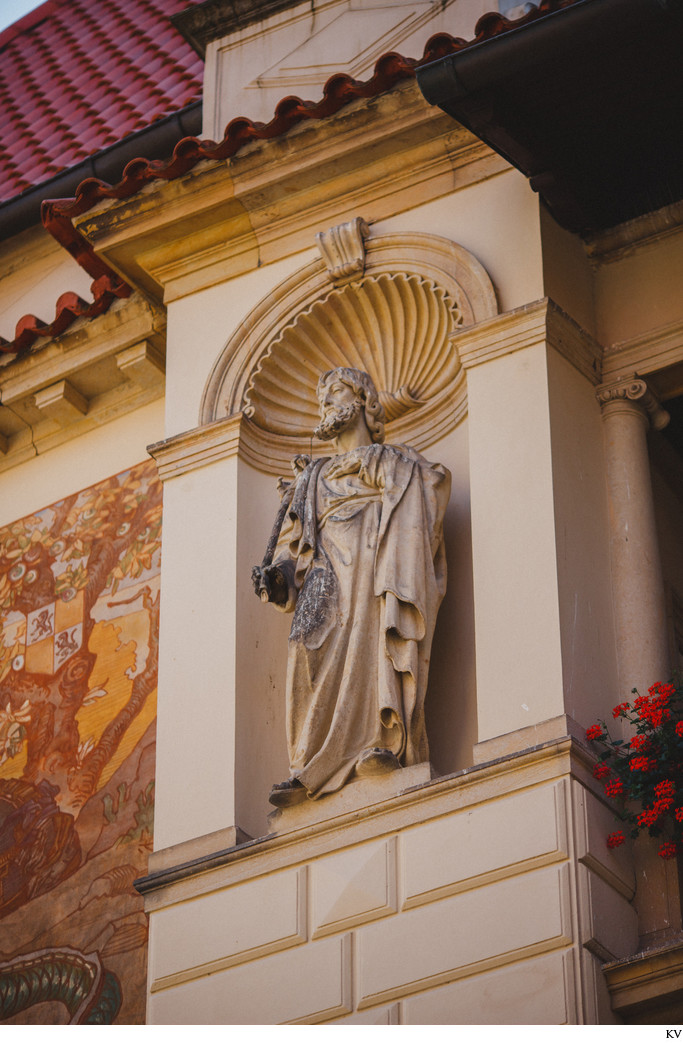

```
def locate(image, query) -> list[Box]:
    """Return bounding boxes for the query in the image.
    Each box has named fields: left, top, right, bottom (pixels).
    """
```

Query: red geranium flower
left=655, top=780, right=676, bottom=799
left=659, top=842, right=677, bottom=860
left=607, top=831, right=625, bottom=849
left=593, top=762, right=610, bottom=780
left=676, top=721, right=683, bottom=738
left=675, top=808, right=683, bottom=823
left=612, top=702, right=630, bottom=719
left=605, top=779, right=623, bottom=798
left=586, top=725, right=603, bottom=741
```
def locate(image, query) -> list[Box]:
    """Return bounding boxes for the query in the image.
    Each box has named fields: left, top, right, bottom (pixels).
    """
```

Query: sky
left=0, top=0, right=48, bottom=34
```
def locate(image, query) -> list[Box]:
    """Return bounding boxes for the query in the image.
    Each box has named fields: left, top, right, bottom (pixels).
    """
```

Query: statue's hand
left=292, top=454, right=311, bottom=473
left=252, top=564, right=288, bottom=606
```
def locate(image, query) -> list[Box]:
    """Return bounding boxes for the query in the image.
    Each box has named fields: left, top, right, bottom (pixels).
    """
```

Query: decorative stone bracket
left=315, top=217, right=369, bottom=286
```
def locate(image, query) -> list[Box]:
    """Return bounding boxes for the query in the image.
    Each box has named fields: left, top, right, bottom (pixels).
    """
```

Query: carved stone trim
left=200, top=230, right=497, bottom=474
left=0, top=294, right=166, bottom=473
left=597, top=376, right=670, bottom=431
left=116, top=341, right=165, bottom=389
left=33, top=379, right=88, bottom=427
left=243, top=272, right=462, bottom=435
left=602, top=314, right=683, bottom=389
left=136, top=736, right=577, bottom=903
left=315, top=217, right=369, bottom=286
left=148, top=414, right=244, bottom=482
left=457, top=298, right=603, bottom=385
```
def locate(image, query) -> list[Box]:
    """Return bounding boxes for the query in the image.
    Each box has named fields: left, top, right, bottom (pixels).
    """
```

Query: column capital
left=596, top=376, right=670, bottom=431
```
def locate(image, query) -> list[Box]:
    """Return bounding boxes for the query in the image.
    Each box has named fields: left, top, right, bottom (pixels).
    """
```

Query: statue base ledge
left=267, top=762, right=432, bottom=835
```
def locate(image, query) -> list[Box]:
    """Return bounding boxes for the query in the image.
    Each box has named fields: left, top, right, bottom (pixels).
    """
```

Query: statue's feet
left=355, top=747, right=401, bottom=778
left=269, top=777, right=307, bottom=808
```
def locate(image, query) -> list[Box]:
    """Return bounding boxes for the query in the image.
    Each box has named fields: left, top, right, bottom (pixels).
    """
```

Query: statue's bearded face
left=315, top=379, right=363, bottom=441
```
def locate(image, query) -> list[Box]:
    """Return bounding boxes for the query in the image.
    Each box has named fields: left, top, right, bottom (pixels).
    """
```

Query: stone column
left=597, top=377, right=671, bottom=699
left=598, top=377, right=676, bottom=950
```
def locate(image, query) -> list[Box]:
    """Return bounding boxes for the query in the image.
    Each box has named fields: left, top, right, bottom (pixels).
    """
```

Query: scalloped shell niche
left=200, top=233, right=497, bottom=474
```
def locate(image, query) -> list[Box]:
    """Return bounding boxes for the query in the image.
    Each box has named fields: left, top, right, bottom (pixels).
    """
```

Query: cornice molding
left=604, top=939, right=683, bottom=1022
left=456, top=298, right=603, bottom=384
left=602, top=315, right=683, bottom=398
left=148, top=414, right=244, bottom=482
left=135, top=733, right=586, bottom=907
left=74, top=82, right=508, bottom=305
left=585, top=199, right=683, bottom=265
left=0, top=294, right=166, bottom=473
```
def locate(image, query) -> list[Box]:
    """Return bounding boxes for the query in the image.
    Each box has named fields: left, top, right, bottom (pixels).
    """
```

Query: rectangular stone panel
left=572, top=779, right=636, bottom=898
left=578, top=863, right=639, bottom=962
left=402, top=781, right=567, bottom=907
left=149, top=866, right=306, bottom=989
left=357, top=864, right=572, bottom=1007
left=403, top=949, right=574, bottom=1024
left=311, top=837, right=397, bottom=938
left=148, top=934, right=352, bottom=1025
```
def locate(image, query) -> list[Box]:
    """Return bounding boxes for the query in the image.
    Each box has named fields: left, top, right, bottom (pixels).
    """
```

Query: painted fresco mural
left=0, top=460, right=162, bottom=1024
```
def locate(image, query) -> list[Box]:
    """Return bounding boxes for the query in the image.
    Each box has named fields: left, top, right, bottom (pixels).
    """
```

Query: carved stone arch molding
left=200, top=226, right=497, bottom=474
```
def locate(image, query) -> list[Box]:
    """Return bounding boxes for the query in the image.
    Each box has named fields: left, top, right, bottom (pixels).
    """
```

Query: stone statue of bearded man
left=252, top=367, right=451, bottom=808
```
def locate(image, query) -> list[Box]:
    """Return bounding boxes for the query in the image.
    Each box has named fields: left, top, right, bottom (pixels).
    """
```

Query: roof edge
left=172, top=0, right=303, bottom=57
left=0, top=0, right=60, bottom=51
left=0, top=101, right=202, bottom=241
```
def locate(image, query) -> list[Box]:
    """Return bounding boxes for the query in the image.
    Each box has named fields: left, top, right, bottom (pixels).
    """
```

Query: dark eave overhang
left=416, top=0, right=683, bottom=236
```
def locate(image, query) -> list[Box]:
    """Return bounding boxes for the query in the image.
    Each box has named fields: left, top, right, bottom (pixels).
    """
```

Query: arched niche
left=202, top=226, right=497, bottom=835
left=200, top=230, right=497, bottom=472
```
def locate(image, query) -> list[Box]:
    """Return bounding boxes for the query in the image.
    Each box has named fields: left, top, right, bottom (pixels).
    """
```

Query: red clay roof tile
left=2, top=0, right=578, bottom=359
left=0, top=0, right=203, bottom=204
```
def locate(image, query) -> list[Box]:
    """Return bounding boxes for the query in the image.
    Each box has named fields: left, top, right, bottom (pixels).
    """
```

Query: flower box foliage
left=588, top=681, right=683, bottom=860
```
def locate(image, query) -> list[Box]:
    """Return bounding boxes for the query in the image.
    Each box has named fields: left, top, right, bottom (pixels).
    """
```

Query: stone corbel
left=33, top=379, right=88, bottom=427
left=116, top=341, right=165, bottom=389
left=596, top=376, right=670, bottom=430
left=315, top=217, right=369, bottom=285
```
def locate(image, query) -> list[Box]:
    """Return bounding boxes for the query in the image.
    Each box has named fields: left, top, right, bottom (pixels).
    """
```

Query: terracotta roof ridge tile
left=0, top=285, right=130, bottom=358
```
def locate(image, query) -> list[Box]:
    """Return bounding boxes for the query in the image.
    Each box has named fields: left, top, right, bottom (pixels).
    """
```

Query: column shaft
left=599, top=380, right=670, bottom=697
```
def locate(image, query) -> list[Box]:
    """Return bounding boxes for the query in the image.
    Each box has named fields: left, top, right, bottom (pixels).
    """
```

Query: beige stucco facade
left=2, top=0, right=683, bottom=1025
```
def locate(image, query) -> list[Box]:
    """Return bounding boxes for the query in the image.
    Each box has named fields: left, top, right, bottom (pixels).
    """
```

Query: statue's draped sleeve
left=272, top=458, right=329, bottom=613
left=363, top=444, right=450, bottom=764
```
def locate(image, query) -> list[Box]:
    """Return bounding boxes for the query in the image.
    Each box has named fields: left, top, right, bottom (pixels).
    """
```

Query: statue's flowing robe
left=273, top=442, right=450, bottom=798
